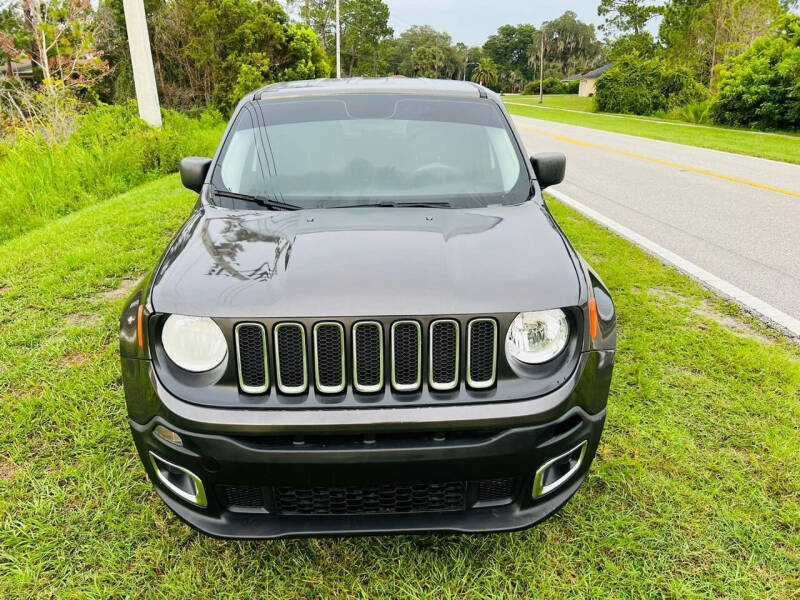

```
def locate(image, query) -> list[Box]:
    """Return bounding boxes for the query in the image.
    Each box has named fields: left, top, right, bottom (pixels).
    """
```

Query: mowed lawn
left=504, top=95, right=800, bottom=165
left=1, top=175, right=799, bottom=599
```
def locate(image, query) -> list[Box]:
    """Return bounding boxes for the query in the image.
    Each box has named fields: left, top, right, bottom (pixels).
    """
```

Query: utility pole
left=123, top=0, right=161, bottom=127
left=463, top=47, right=468, bottom=81
left=335, top=0, right=341, bottom=78
left=538, top=23, right=545, bottom=105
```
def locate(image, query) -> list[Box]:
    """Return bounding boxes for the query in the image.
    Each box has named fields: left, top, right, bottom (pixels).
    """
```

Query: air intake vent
left=429, top=319, right=459, bottom=391
left=274, top=323, right=308, bottom=394
left=391, top=321, right=422, bottom=392
left=235, top=323, right=268, bottom=394
left=276, top=481, right=466, bottom=515
left=467, top=318, right=497, bottom=389
left=313, top=322, right=345, bottom=394
left=353, top=321, right=383, bottom=393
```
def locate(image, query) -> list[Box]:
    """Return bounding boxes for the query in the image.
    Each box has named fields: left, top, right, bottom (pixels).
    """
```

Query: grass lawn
left=1, top=175, right=799, bottom=599
left=504, top=95, right=800, bottom=165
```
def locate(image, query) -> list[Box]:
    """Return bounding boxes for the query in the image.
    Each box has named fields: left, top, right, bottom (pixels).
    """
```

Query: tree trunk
left=348, top=45, right=357, bottom=77
left=6, top=57, right=12, bottom=78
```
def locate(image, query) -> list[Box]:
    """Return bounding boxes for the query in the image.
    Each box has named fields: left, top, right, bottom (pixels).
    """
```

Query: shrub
left=564, top=80, right=580, bottom=94
left=0, top=103, right=226, bottom=243
left=710, top=16, right=800, bottom=130
left=595, top=54, right=709, bottom=115
left=521, top=77, right=568, bottom=95
left=669, top=100, right=713, bottom=124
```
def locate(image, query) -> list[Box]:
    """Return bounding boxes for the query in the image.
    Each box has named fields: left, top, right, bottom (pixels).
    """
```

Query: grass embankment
left=1, top=176, right=799, bottom=599
left=505, top=95, right=800, bottom=165
left=0, top=104, right=225, bottom=243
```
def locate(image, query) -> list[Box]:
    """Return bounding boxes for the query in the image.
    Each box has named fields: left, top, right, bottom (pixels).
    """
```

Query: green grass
left=1, top=175, right=799, bottom=599
left=512, top=93, right=597, bottom=112
left=504, top=95, right=800, bottom=165
left=0, top=104, right=225, bottom=244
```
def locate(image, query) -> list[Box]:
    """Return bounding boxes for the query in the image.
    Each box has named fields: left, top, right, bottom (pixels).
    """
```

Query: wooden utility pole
left=122, top=0, right=161, bottom=127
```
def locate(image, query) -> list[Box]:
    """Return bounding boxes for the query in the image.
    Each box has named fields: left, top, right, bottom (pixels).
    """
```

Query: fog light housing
left=149, top=452, right=207, bottom=507
left=532, top=440, right=588, bottom=498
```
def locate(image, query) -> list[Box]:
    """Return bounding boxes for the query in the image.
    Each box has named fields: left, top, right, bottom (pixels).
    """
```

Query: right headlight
left=161, top=314, right=228, bottom=372
left=505, top=309, right=569, bottom=364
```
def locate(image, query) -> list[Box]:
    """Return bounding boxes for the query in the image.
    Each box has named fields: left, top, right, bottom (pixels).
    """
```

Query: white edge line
left=547, top=187, right=800, bottom=339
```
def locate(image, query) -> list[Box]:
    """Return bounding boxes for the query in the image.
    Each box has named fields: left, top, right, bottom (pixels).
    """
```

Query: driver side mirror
left=180, top=157, right=212, bottom=193
left=530, top=153, right=566, bottom=189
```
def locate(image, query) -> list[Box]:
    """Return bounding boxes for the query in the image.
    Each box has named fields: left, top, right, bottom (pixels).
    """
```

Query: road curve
left=512, top=113, right=800, bottom=329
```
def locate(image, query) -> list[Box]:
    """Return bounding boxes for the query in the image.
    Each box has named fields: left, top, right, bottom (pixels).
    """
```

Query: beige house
left=575, top=63, right=612, bottom=97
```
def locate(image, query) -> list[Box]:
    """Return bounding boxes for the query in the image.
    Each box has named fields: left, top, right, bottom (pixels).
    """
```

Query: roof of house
left=579, top=63, right=613, bottom=80
left=562, top=73, right=583, bottom=82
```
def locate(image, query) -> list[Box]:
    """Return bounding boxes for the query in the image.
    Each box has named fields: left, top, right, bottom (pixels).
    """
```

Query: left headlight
left=505, top=309, right=569, bottom=364
left=161, top=314, right=227, bottom=372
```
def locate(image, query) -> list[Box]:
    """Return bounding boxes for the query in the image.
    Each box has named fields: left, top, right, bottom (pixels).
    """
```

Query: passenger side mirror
left=530, top=153, right=566, bottom=189
left=180, top=157, right=212, bottom=193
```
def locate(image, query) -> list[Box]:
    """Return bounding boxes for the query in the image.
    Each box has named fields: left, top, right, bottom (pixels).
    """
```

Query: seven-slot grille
left=235, top=318, right=498, bottom=395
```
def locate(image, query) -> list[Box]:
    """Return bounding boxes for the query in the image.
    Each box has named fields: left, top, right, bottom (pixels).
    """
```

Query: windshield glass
left=211, top=94, right=530, bottom=209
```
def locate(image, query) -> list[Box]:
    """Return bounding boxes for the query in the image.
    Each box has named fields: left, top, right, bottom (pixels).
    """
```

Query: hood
left=151, top=202, right=581, bottom=318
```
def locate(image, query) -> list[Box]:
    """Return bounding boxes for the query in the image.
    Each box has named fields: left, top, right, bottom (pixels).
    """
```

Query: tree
left=528, top=11, right=606, bottom=79
left=0, top=2, right=24, bottom=78
left=660, top=0, right=788, bottom=87
left=149, top=0, right=328, bottom=112
left=470, top=57, right=498, bottom=88
left=339, top=0, right=392, bottom=76
left=711, top=15, right=800, bottom=129
left=483, top=24, right=536, bottom=80
left=388, top=25, right=462, bottom=78
left=598, top=0, right=664, bottom=36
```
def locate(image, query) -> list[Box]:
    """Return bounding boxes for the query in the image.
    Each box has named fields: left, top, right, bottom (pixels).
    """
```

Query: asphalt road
left=512, top=113, right=800, bottom=332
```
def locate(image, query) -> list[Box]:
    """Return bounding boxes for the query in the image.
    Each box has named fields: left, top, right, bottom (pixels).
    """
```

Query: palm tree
left=470, top=58, right=499, bottom=88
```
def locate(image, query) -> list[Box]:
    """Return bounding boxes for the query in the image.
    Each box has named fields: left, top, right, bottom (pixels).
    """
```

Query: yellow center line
left=518, top=125, right=800, bottom=199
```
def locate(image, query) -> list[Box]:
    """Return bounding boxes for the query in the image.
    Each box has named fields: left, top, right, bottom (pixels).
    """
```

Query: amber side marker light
left=137, top=304, right=144, bottom=348
left=588, top=297, right=598, bottom=341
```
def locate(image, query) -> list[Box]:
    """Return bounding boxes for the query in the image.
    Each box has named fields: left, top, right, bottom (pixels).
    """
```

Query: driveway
left=512, top=114, right=800, bottom=333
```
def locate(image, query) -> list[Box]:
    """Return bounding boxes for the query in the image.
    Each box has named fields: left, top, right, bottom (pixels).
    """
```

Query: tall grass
left=0, top=103, right=225, bottom=243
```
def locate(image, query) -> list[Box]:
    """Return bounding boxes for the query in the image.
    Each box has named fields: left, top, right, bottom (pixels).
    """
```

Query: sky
left=384, top=0, right=661, bottom=46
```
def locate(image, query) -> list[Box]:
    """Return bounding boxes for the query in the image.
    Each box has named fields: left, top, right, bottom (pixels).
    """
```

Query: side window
left=216, top=108, right=266, bottom=195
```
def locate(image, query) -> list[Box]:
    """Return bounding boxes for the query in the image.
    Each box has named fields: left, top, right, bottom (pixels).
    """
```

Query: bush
left=595, top=54, right=709, bottom=115
left=0, top=103, right=226, bottom=243
left=521, top=77, right=568, bottom=95
left=710, top=16, right=800, bottom=130
left=668, top=101, right=713, bottom=124
left=564, top=80, right=580, bottom=94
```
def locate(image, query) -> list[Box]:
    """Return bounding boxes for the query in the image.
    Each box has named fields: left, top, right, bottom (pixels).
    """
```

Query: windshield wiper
left=327, top=200, right=453, bottom=209
left=213, top=189, right=301, bottom=211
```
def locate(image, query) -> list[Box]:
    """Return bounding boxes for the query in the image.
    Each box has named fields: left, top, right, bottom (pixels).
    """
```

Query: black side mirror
left=180, top=157, right=212, bottom=193
left=530, top=152, right=566, bottom=189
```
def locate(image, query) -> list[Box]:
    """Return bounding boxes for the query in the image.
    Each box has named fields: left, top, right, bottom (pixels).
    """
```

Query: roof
left=252, top=77, right=496, bottom=101
left=561, top=73, right=583, bottom=82
left=579, top=63, right=613, bottom=80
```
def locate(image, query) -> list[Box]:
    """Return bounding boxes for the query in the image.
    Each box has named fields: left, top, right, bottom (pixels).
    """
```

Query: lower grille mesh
left=276, top=482, right=466, bottom=515
left=221, top=485, right=264, bottom=509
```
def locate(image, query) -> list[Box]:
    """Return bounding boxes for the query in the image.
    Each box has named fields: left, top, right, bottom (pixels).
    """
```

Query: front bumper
left=125, top=350, right=613, bottom=539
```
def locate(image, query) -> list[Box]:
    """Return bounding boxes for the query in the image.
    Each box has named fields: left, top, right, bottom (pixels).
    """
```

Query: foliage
left=598, top=0, right=664, bottom=35
left=660, top=0, right=788, bottom=85
left=521, top=77, right=568, bottom=95
left=470, top=57, right=498, bottom=88
left=710, top=15, right=800, bottom=129
left=528, top=11, right=606, bottom=79
left=337, top=0, right=392, bottom=76
left=595, top=53, right=709, bottom=114
left=608, top=32, right=657, bottom=59
left=668, top=99, right=713, bottom=123
left=565, top=79, right=580, bottom=93
left=0, top=102, right=225, bottom=242
left=483, top=24, right=536, bottom=80
left=386, top=25, right=466, bottom=78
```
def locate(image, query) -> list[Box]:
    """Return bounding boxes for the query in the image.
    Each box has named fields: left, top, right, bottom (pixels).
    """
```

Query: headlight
left=505, top=309, right=569, bottom=364
left=161, top=314, right=227, bottom=372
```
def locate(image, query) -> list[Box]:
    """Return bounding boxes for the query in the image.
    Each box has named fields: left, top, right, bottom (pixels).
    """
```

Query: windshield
left=210, top=94, right=530, bottom=209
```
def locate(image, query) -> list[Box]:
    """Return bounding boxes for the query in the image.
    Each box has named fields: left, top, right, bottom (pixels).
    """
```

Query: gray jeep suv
left=119, top=78, right=616, bottom=539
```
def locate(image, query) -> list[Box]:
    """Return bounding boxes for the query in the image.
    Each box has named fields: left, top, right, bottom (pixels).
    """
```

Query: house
left=575, top=63, right=612, bottom=97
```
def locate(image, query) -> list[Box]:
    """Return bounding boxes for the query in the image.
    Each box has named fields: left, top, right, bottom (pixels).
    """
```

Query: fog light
left=532, top=440, right=588, bottom=498
left=154, top=425, right=183, bottom=447
left=149, top=452, right=207, bottom=507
